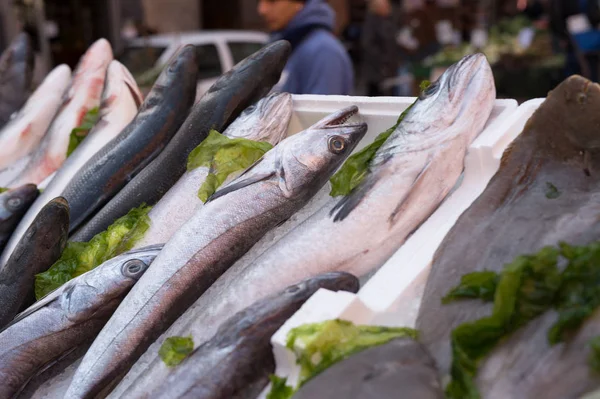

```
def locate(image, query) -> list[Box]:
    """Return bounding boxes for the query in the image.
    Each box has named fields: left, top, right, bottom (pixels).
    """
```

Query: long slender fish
left=8, top=38, right=113, bottom=187
left=149, top=272, right=359, bottom=399
left=0, top=184, right=38, bottom=252
left=293, top=338, right=444, bottom=399
left=61, top=46, right=198, bottom=234
left=133, top=91, right=292, bottom=249
left=0, top=32, right=34, bottom=129
left=0, top=245, right=162, bottom=399
left=113, top=54, right=496, bottom=395
left=71, top=40, right=291, bottom=242
left=0, top=64, right=71, bottom=170
left=416, top=75, right=600, bottom=398
left=0, top=197, right=69, bottom=329
left=66, top=106, right=367, bottom=399
left=0, top=61, right=143, bottom=267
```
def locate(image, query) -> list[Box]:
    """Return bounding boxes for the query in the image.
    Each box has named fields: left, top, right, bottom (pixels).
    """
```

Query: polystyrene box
left=252, top=95, right=545, bottom=398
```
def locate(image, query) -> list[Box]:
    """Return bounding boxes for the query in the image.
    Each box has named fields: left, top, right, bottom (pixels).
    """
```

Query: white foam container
left=256, top=96, right=546, bottom=398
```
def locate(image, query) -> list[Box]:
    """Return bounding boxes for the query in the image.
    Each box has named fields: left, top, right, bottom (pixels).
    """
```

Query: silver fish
left=65, top=106, right=367, bottom=399
left=0, top=60, right=143, bottom=268
left=0, top=245, right=162, bottom=399
left=133, top=91, right=293, bottom=249
left=110, top=53, right=496, bottom=397
left=148, top=272, right=360, bottom=399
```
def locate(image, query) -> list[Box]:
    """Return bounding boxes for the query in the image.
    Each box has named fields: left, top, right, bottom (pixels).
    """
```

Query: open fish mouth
left=317, top=106, right=365, bottom=130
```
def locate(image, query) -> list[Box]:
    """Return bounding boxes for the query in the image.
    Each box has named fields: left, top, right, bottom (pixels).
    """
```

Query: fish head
left=97, top=61, right=143, bottom=121
left=73, top=38, right=113, bottom=77
left=403, top=53, right=495, bottom=141
left=155, top=44, right=198, bottom=89
left=276, top=106, right=367, bottom=197
left=223, top=92, right=293, bottom=145
left=0, top=184, right=38, bottom=219
left=61, top=245, right=163, bottom=322
left=280, top=272, right=361, bottom=302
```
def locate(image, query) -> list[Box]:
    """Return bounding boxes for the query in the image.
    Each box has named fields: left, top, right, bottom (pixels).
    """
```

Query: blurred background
left=0, top=0, right=597, bottom=102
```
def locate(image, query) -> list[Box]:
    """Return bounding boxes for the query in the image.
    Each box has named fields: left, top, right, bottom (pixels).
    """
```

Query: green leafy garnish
left=267, top=375, right=295, bottom=399
left=67, top=107, right=100, bottom=157
left=0, top=187, right=8, bottom=194
left=159, top=336, right=194, bottom=367
left=445, top=242, right=600, bottom=398
left=267, top=319, right=417, bottom=397
left=329, top=81, right=431, bottom=197
left=186, top=129, right=273, bottom=202
left=589, top=336, right=600, bottom=372
left=442, top=271, right=500, bottom=304
left=34, top=204, right=151, bottom=299
left=545, top=182, right=561, bottom=199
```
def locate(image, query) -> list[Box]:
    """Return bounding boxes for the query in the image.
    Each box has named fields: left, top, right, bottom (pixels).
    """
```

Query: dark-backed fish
left=0, top=184, right=38, bottom=252
left=0, top=32, right=34, bottom=129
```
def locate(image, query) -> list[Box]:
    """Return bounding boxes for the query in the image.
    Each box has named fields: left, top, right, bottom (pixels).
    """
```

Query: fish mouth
left=313, top=106, right=365, bottom=130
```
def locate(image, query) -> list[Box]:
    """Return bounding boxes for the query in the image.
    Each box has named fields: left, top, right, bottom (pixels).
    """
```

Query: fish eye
left=421, top=81, right=440, bottom=98
left=245, top=104, right=257, bottom=113
left=7, top=198, right=22, bottom=209
left=286, top=285, right=301, bottom=294
left=122, top=259, right=147, bottom=278
left=328, top=136, right=346, bottom=154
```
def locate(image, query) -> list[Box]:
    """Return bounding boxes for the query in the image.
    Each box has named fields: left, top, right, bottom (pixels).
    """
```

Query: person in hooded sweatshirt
left=258, top=0, right=354, bottom=95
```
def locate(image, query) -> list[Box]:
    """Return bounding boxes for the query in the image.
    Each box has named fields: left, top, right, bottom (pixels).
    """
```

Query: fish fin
left=206, top=171, right=275, bottom=202
left=330, top=167, right=386, bottom=222
left=387, top=155, right=436, bottom=225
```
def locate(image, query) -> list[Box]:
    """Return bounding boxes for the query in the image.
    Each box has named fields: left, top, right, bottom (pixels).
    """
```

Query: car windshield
left=118, top=46, right=166, bottom=76
left=229, top=42, right=265, bottom=65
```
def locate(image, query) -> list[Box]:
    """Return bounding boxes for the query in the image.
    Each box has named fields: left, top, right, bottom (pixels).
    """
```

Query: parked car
left=118, top=30, right=269, bottom=99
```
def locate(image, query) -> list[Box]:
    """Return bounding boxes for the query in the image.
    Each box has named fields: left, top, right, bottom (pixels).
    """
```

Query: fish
left=65, top=106, right=367, bottom=399
left=0, top=32, right=34, bottom=129
left=70, top=40, right=292, bottom=243
left=60, top=46, right=198, bottom=234
left=0, top=61, right=143, bottom=267
left=0, top=197, right=69, bottom=329
left=0, top=64, right=71, bottom=170
left=415, top=75, right=600, bottom=398
left=147, top=272, right=359, bottom=399
left=133, top=91, right=293, bottom=249
left=292, top=338, right=444, bottom=399
left=0, top=184, right=38, bottom=252
left=0, top=155, right=30, bottom=187
left=7, top=38, right=113, bottom=187
left=112, top=53, right=496, bottom=396
left=0, top=244, right=163, bottom=399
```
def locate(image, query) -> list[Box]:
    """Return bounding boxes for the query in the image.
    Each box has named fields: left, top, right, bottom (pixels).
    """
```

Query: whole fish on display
left=61, top=46, right=198, bottom=234
left=65, top=105, right=367, bottom=399
left=71, top=40, right=292, bottom=242
left=0, top=197, right=69, bottom=329
left=416, top=75, right=600, bottom=398
left=149, top=272, right=359, bottom=399
left=7, top=38, right=113, bottom=187
left=0, top=184, right=38, bottom=252
left=0, top=245, right=162, bottom=399
left=0, top=60, right=142, bottom=266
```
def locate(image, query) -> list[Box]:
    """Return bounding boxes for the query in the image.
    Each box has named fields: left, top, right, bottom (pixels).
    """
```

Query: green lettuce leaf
left=267, top=375, right=295, bottom=399
left=34, top=204, right=151, bottom=299
left=186, top=129, right=273, bottom=202
left=268, top=319, right=417, bottom=397
left=590, top=336, right=600, bottom=373
left=329, top=81, right=431, bottom=197
left=445, top=241, right=600, bottom=398
left=442, top=271, right=500, bottom=304
left=67, top=107, right=100, bottom=157
left=159, top=336, right=194, bottom=367
left=0, top=187, right=7, bottom=194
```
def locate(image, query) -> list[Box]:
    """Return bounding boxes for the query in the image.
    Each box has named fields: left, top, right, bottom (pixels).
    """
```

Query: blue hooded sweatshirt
left=270, top=0, right=354, bottom=95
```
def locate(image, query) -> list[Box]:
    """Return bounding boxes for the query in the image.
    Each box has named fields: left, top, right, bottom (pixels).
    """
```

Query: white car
left=119, top=30, right=269, bottom=99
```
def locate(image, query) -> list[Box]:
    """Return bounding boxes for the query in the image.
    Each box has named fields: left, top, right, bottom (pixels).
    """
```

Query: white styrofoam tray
left=251, top=94, right=534, bottom=397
